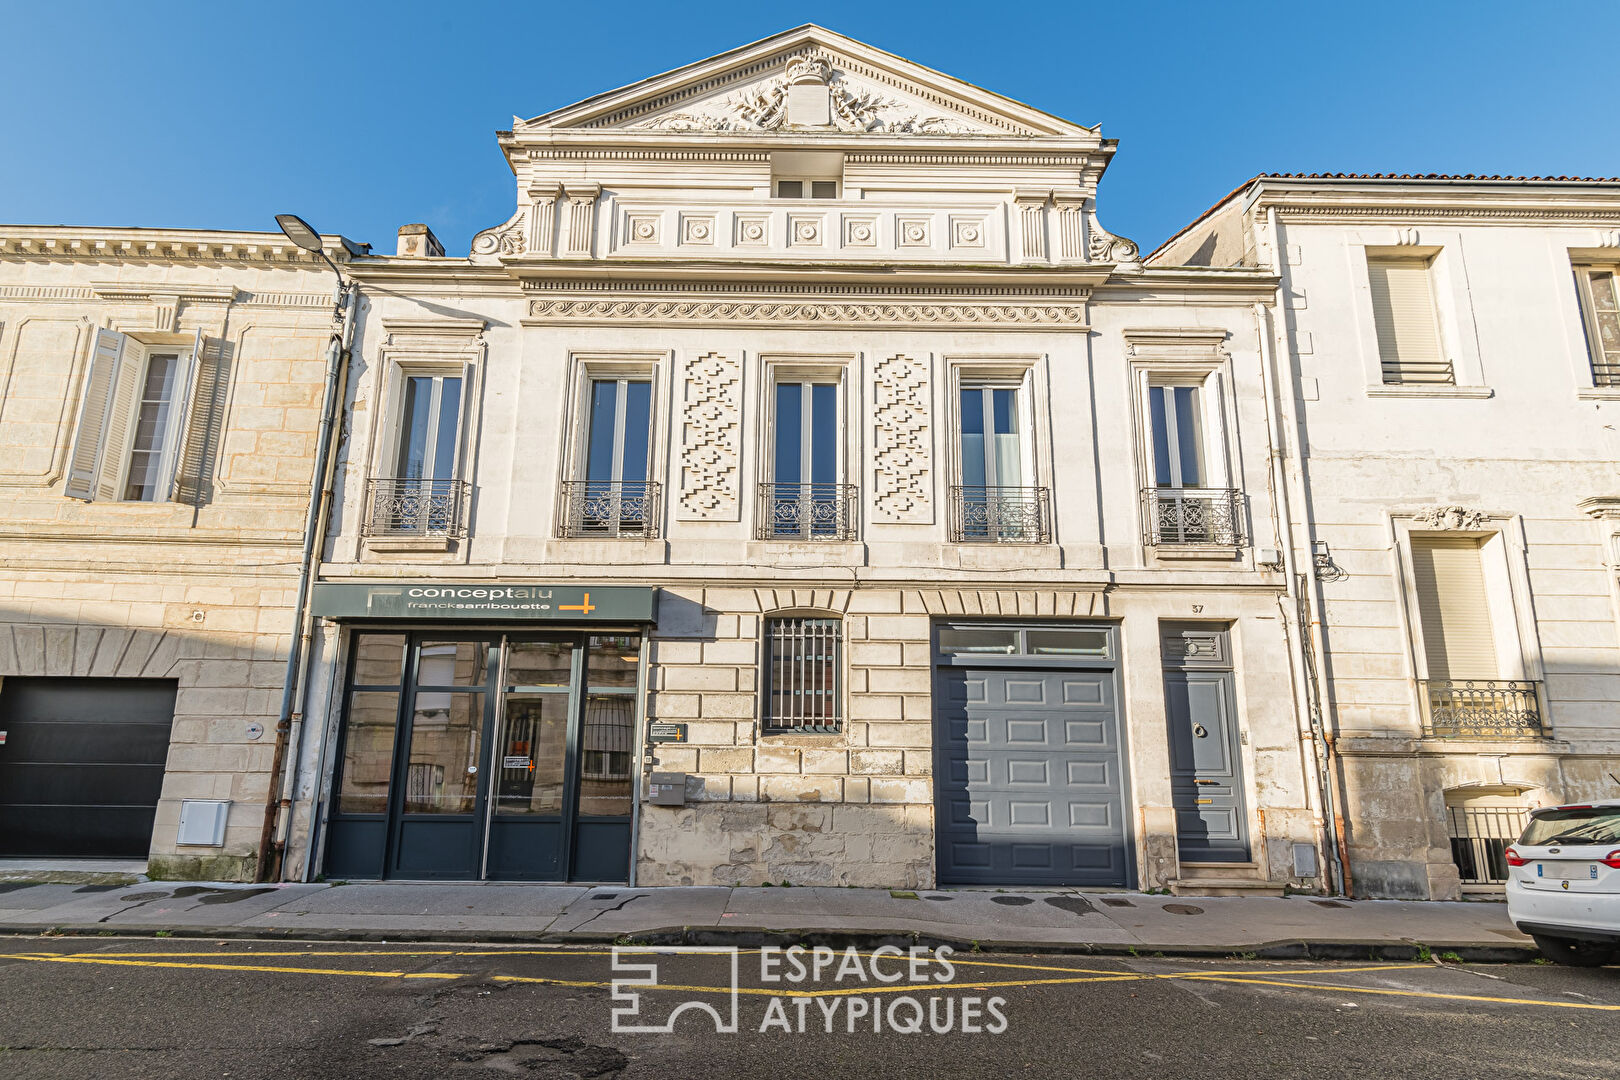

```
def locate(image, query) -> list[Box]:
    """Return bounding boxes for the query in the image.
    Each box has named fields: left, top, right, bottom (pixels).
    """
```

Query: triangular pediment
left=516, top=26, right=1095, bottom=138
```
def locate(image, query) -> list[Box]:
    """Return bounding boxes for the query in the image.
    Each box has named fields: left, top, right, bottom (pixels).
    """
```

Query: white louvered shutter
left=158, top=328, right=204, bottom=501
left=64, top=328, right=126, bottom=501
left=1410, top=535, right=1498, bottom=679
left=94, top=334, right=147, bottom=501
left=1367, top=257, right=1449, bottom=383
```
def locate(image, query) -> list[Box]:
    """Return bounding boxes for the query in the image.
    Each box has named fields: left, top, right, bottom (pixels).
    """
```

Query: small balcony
left=1143, top=487, right=1245, bottom=546
left=1421, top=679, right=1545, bottom=739
left=559, top=480, right=662, bottom=539
left=362, top=477, right=471, bottom=539
left=757, top=482, right=858, bottom=541
left=949, top=485, right=1051, bottom=543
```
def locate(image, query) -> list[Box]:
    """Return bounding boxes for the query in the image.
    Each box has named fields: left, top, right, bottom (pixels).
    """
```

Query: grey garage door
left=0, top=677, right=177, bottom=858
left=934, top=666, right=1129, bottom=887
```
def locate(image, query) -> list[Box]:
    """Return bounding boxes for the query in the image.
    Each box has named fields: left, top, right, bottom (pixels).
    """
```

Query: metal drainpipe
left=255, top=278, right=358, bottom=883
left=1254, top=286, right=1346, bottom=896
left=1258, top=204, right=1348, bottom=895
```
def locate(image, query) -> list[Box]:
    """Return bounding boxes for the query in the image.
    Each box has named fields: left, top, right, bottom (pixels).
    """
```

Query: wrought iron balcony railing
left=757, top=482, right=858, bottom=540
left=1593, top=360, right=1620, bottom=388
left=1421, top=679, right=1545, bottom=739
left=1142, top=487, right=1245, bottom=546
left=559, top=480, right=661, bottom=539
left=949, top=485, right=1051, bottom=543
left=362, top=476, right=471, bottom=539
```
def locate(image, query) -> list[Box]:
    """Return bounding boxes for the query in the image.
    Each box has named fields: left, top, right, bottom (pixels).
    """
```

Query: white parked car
left=1505, top=800, right=1620, bottom=966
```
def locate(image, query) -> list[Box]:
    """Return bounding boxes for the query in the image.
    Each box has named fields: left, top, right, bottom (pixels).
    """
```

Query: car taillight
left=1601, top=850, right=1620, bottom=870
left=1504, top=847, right=1527, bottom=867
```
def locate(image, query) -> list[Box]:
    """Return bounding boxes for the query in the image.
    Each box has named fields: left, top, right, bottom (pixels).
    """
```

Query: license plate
left=1536, top=862, right=1599, bottom=880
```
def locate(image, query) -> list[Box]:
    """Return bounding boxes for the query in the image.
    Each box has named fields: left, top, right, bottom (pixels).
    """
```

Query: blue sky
left=4, top=1, right=1618, bottom=255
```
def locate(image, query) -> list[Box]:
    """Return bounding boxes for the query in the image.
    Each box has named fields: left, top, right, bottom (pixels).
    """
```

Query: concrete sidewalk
left=0, top=880, right=1534, bottom=959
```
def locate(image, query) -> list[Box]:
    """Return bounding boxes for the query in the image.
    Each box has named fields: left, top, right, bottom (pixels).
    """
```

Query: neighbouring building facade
left=6, top=28, right=1618, bottom=900
left=1154, top=174, right=1620, bottom=897
left=0, top=226, right=355, bottom=879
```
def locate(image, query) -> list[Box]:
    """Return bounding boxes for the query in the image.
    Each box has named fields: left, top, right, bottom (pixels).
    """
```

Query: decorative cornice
left=527, top=148, right=771, bottom=162
left=91, top=281, right=237, bottom=304
left=0, top=284, right=94, bottom=301
left=1265, top=202, right=1620, bottom=226
left=519, top=278, right=1091, bottom=300
left=0, top=232, right=354, bottom=265
left=526, top=297, right=1088, bottom=328
left=1579, top=496, right=1620, bottom=521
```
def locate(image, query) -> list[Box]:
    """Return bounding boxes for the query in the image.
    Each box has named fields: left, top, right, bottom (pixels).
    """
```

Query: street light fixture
left=275, top=213, right=345, bottom=282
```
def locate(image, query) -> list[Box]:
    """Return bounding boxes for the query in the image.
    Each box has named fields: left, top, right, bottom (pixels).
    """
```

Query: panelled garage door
left=0, top=677, right=177, bottom=858
left=934, top=665, right=1129, bottom=887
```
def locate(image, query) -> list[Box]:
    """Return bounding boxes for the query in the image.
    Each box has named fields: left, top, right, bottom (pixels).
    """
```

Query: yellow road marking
left=14, top=949, right=1612, bottom=1015
left=13, top=954, right=462, bottom=980
left=1179, top=973, right=1620, bottom=1012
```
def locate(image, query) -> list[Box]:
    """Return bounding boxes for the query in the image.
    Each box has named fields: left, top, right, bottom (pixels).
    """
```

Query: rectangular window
left=764, top=616, right=841, bottom=732
left=775, top=179, right=838, bottom=199
left=1367, top=255, right=1452, bottom=384
left=762, top=376, right=851, bottom=539
left=64, top=328, right=201, bottom=504
left=367, top=369, right=469, bottom=538
left=952, top=380, right=1046, bottom=542
left=1409, top=534, right=1497, bottom=679
left=1148, top=384, right=1205, bottom=489
left=1575, top=266, right=1620, bottom=386
left=394, top=373, right=463, bottom=480
left=566, top=376, right=657, bottom=537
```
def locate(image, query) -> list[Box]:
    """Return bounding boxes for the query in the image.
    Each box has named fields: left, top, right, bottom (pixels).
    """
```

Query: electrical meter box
left=648, top=772, right=687, bottom=806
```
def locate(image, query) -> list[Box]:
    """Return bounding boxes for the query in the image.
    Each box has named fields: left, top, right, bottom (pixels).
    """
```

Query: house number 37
left=1191, top=605, right=1204, bottom=613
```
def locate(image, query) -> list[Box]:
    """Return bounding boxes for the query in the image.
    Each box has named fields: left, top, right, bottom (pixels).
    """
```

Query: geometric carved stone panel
left=871, top=353, right=931, bottom=522
left=678, top=351, right=742, bottom=520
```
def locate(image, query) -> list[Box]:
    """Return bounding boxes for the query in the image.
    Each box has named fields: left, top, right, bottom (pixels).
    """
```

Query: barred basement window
left=763, top=617, right=842, bottom=732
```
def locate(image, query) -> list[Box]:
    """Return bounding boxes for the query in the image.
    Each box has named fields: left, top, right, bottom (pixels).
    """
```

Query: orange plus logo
left=559, top=592, right=595, bottom=615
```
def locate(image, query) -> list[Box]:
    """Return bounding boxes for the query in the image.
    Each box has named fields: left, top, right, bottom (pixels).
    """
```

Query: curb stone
left=0, top=922, right=1538, bottom=963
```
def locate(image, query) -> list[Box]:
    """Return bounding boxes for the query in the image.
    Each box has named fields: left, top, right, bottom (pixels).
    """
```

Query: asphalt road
left=1, top=937, right=1616, bottom=1079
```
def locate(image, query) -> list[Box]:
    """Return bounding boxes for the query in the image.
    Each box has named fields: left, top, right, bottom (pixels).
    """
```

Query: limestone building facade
left=281, top=26, right=1330, bottom=895
left=1154, top=175, right=1620, bottom=897
left=0, top=226, right=356, bottom=879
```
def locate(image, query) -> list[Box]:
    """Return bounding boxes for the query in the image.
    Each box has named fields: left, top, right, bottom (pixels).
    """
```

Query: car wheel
left=1530, top=935, right=1618, bottom=967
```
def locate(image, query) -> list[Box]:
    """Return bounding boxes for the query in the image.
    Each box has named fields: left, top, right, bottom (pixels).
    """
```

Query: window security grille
left=1447, top=805, right=1530, bottom=885
left=764, top=617, right=842, bottom=733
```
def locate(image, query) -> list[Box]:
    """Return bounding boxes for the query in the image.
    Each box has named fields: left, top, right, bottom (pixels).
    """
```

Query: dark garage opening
left=0, top=676, right=177, bottom=858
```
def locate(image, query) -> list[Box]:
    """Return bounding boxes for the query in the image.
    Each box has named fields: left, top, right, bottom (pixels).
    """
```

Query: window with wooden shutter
left=64, top=328, right=126, bottom=500
left=63, top=327, right=202, bottom=503
left=1367, top=255, right=1452, bottom=384
left=1409, top=534, right=1498, bottom=679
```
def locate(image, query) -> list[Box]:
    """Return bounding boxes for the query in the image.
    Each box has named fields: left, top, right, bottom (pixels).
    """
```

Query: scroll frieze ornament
left=678, top=352, right=742, bottom=521
left=634, top=50, right=984, bottom=135
left=872, top=354, right=932, bottom=522
left=1412, top=505, right=1488, bottom=530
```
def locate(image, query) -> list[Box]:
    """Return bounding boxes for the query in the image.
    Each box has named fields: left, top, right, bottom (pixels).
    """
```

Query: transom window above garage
left=936, top=624, right=1113, bottom=660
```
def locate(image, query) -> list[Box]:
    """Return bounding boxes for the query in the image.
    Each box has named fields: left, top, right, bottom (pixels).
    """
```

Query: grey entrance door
left=0, top=677, right=177, bottom=858
left=1162, top=628, right=1249, bottom=863
left=935, top=666, right=1128, bottom=886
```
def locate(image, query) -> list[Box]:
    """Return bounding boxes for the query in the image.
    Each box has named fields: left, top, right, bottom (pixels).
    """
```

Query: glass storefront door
left=324, top=631, right=641, bottom=882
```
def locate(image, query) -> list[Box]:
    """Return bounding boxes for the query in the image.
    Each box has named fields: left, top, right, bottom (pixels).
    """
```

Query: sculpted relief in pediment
left=630, top=51, right=991, bottom=135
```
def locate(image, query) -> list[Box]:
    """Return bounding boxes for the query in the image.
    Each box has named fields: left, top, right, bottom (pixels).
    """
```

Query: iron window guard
left=362, top=476, right=472, bottom=539
left=756, top=482, right=858, bottom=541
left=949, top=485, right=1050, bottom=543
left=1142, top=487, right=1246, bottom=546
left=559, top=480, right=662, bottom=539
left=1421, top=679, right=1545, bottom=739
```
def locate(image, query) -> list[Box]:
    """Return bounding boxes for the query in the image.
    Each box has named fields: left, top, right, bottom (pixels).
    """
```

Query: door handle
left=1193, top=779, right=1218, bottom=785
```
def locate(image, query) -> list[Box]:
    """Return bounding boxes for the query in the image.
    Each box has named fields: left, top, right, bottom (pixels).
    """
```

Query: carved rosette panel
left=678, top=352, right=742, bottom=521
left=872, top=354, right=932, bottom=522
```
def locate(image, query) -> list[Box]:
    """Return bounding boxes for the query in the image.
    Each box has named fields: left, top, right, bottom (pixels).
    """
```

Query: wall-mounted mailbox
left=649, top=772, right=687, bottom=806
left=177, top=799, right=231, bottom=847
